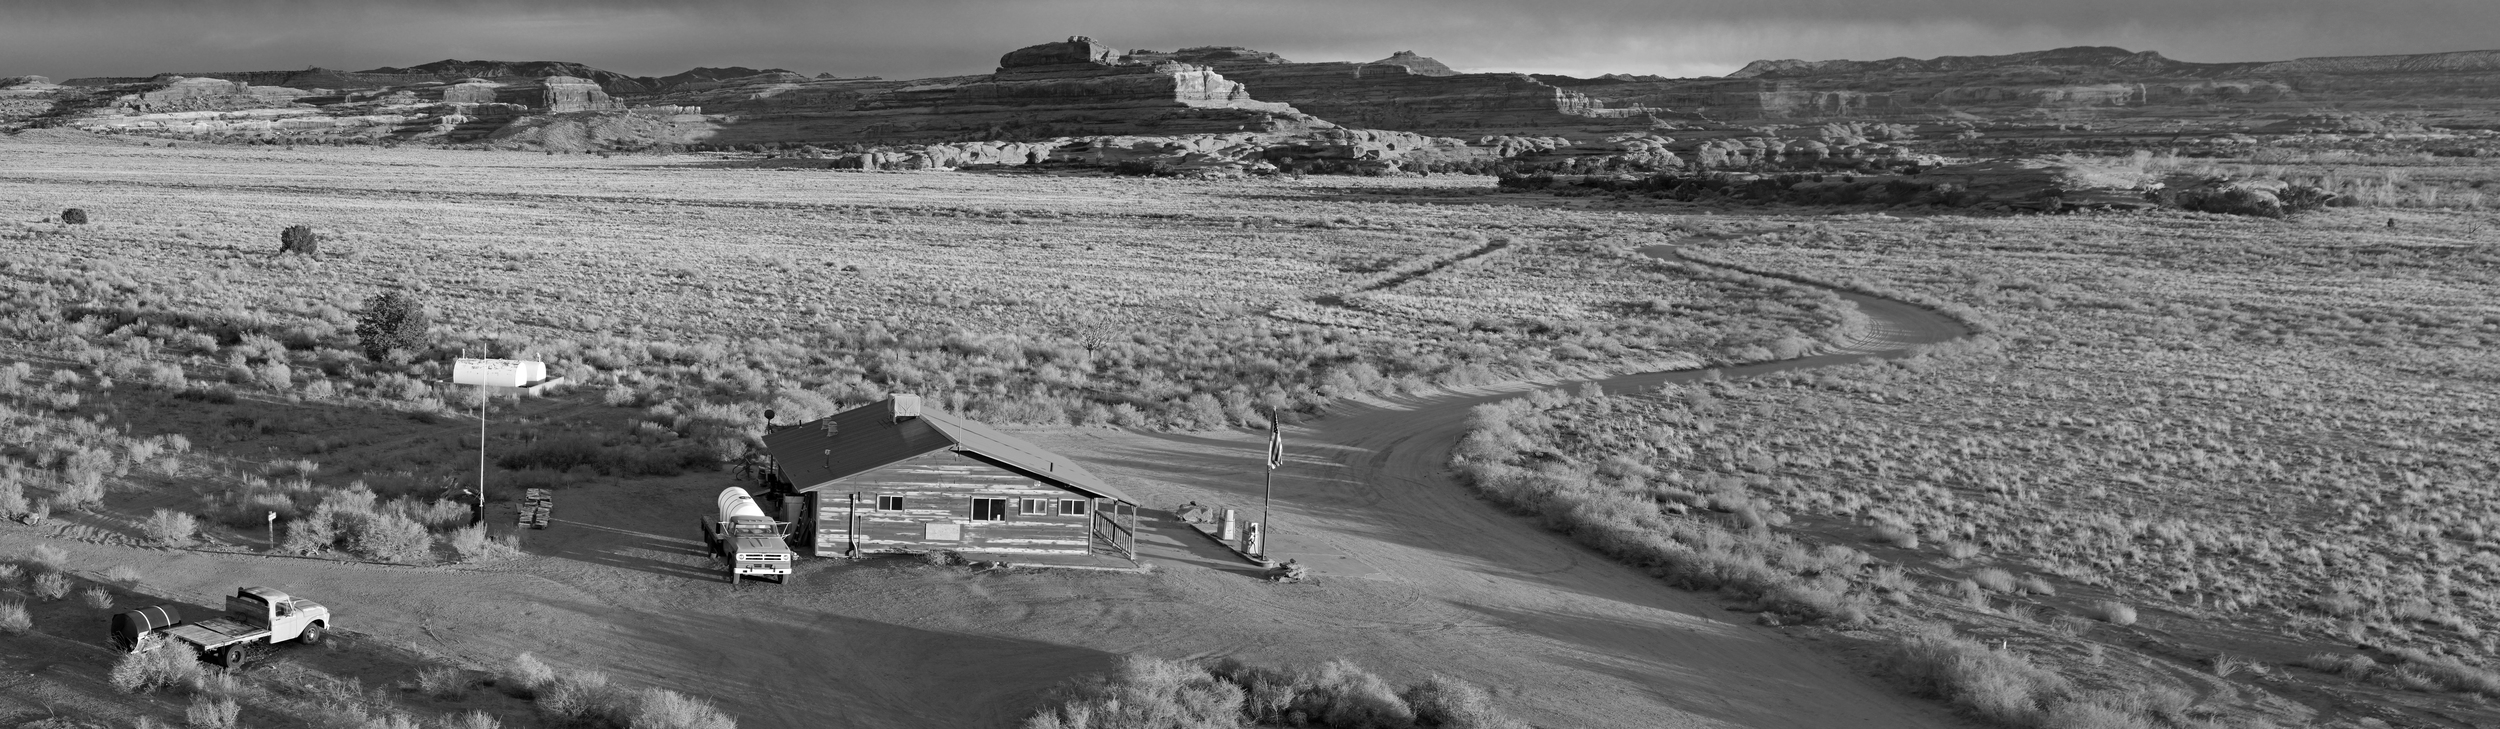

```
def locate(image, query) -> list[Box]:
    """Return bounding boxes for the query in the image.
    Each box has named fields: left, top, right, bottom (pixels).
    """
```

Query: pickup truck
left=113, top=586, right=331, bottom=665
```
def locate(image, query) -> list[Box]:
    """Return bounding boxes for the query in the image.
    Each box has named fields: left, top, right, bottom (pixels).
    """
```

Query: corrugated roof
left=762, top=397, right=1134, bottom=505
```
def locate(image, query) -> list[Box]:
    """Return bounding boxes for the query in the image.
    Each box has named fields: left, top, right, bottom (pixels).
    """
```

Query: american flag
left=1266, top=419, right=1283, bottom=471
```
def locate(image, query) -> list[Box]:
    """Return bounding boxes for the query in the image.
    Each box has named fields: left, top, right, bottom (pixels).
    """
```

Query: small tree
left=279, top=224, right=320, bottom=256
left=354, top=291, right=431, bottom=361
left=60, top=208, right=88, bottom=225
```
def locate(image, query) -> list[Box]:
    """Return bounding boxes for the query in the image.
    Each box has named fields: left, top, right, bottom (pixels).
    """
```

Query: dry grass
left=1024, top=654, right=1524, bottom=729
left=30, top=571, right=69, bottom=601
left=499, top=652, right=556, bottom=698
left=142, top=508, right=199, bottom=546
left=111, top=646, right=205, bottom=694
left=0, top=138, right=1841, bottom=572
left=0, top=599, right=29, bottom=635
left=631, top=688, right=737, bottom=729
left=413, top=666, right=468, bottom=700
left=184, top=695, right=240, bottom=729
left=1440, top=206, right=2500, bottom=723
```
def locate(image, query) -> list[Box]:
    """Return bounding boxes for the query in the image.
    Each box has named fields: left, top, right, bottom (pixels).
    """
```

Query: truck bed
left=162, top=617, right=267, bottom=649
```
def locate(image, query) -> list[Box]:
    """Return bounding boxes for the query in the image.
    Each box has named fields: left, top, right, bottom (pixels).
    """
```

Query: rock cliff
left=20, top=36, right=2500, bottom=163
left=1679, top=46, right=2500, bottom=122
left=1141, top=54, right=1655, bottom=136
left=635, top=37, right=1320, bottom=148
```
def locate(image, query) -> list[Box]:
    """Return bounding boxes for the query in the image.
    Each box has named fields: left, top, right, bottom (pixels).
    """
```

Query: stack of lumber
left=518, top=488, right=554, bottom=529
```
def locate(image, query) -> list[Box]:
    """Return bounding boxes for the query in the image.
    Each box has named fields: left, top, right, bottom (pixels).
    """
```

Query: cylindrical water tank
left=717, top=487, right=767, bottom=521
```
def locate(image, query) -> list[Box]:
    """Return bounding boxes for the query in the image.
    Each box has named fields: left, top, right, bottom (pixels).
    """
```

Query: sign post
left=266, top=511, right=276, bottom=553
left=452, top=358, right=548, bottom=527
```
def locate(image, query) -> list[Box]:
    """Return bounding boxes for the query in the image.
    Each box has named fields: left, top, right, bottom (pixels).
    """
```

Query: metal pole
left=476, top=393, right=486, bottom=527
left=1261, top=406, right=1276, bottom=560
left=1261, top=468, right=1273, bottom=559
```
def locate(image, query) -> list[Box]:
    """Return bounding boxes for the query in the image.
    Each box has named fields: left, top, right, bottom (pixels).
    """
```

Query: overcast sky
left=5, top=0, right=2496, bottom=81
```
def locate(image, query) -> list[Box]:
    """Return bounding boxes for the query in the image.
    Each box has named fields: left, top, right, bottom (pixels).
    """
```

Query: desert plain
left=2, top=35, right=2500, bottom=729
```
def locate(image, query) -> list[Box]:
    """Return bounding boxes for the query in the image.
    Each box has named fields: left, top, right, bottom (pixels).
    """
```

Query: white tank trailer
left=701, top=487, right=796, bottom=584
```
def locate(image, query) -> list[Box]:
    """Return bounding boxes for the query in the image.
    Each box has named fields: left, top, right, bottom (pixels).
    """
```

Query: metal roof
left=762, top=397, right=1134, bottom=505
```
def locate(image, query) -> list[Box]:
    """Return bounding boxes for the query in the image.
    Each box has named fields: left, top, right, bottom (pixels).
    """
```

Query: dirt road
left=3, top=246, right=1973, bottom=729
left=1027, top=245, right=1974, bottom=728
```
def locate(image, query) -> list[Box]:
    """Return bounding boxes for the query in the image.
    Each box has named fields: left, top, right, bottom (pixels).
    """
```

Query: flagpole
left=1261, top=465, right=1274, bottom=560
left=1262, top=409, right=1277, bottom=560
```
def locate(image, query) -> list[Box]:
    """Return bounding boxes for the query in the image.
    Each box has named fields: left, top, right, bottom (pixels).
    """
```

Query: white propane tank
left=717, top=487, right=769, bottom=522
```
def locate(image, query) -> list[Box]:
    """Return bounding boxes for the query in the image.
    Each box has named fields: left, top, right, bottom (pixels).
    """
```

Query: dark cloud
left=3, top=0, right=2494, bottom=81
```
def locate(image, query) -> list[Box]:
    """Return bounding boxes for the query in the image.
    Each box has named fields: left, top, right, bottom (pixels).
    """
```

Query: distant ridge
left=357, top=59, right=654, bottom=93
left=1729, top=46, right=2200, bottom=78
left=1729, top=45, right=2500, bottom=79
left=651, top=67, right=804, bottom=89
left=75, top=60, right=816, bottom=96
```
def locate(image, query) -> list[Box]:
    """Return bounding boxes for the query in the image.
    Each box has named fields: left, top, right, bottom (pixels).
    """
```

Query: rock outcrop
left=357, top=60, right=657, bottom=94
left=1367, top=51, right=1456, bottom=76
left=492, top=76, right=618, bottom=113
left=117, top=76, right=314, bottom=111
left=1000, top=36, right=1124, bottom=72
left=1160, top=57, right=1655, bottom=136
left=638, top=37, right=1320, bottom=148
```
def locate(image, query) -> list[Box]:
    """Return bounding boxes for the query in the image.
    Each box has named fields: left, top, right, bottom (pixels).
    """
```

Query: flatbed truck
left=113, top=586, right=331, bottom=665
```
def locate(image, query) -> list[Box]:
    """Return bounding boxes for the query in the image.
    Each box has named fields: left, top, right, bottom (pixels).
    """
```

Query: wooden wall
left=805, top=449, right=1101, bottom=556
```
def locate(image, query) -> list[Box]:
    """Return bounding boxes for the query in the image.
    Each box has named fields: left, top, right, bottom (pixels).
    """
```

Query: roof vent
left=890, top=393, right=921, bottom=421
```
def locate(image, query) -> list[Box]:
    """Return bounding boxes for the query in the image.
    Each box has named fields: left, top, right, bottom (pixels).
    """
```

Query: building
left=761, top=394, right=1137, bottom=560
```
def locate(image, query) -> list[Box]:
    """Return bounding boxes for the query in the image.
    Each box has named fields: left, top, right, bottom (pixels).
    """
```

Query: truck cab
left=237, top=587, right=330, bottom=643
left=199, top=586, right=329, bottom=646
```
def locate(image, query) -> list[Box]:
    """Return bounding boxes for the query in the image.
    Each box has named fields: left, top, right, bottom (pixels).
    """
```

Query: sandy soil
left=0, top=241, right=1980, bottom=729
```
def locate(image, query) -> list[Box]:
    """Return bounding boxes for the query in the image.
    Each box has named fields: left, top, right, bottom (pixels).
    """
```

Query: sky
left=4, top=0, right=2496, bottom=82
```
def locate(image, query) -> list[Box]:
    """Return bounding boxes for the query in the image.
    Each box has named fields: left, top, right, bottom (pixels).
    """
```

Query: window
left=1061, top=499, right=1089, bottom=516
left=1020, top=498, right=1050, bottom=516
left=877, top=495, right=904, bottom=511
left=971, top=498, right=1008, bottom=521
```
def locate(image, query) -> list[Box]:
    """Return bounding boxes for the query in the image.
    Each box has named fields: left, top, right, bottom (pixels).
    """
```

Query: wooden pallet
left=518, top=488, right=554, bottom=529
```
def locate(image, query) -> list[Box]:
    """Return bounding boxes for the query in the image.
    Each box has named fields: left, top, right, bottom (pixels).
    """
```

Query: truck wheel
left=300, top=623, right=326, bottom=646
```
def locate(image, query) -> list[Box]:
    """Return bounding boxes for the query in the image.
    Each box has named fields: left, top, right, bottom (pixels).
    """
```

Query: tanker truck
left=700, top=487, right=796, bottom=584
